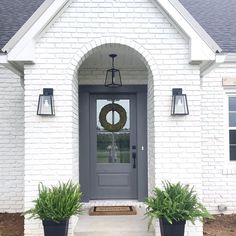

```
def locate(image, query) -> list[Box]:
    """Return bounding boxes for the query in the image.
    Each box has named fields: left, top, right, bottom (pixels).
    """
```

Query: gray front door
left=90, top=94, right=137, bottom=199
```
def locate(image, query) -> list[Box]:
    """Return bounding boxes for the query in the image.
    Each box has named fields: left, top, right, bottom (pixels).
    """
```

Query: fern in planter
left=145, top=181, right=212, bottom=236
left=24, top=180, right=82, bottom=236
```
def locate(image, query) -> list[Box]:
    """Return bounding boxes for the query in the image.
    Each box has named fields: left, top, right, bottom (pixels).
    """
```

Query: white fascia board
left=6, top=0, right=70, bottom=62
left=2, top=0, right=55, bottom=53
left=156, top=0, right=221, bottom=62
left=169, top=0, right=221, bottom=53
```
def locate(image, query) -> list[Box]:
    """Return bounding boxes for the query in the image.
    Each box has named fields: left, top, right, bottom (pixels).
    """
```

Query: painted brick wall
left=23, top=0, right=202, bottom=235
left=0, top=65, right=24, bottom=213
left=202, top=63, right=236, bottom=214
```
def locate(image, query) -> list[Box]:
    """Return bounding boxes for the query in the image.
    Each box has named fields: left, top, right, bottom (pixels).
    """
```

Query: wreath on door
left=99, top=103, right=127, bottom=132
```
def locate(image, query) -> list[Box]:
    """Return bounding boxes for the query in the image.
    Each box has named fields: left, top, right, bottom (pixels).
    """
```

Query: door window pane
left=230, top=130, right=236, bottom=145
left=229, top=97, right=236, bottom=111
left=229, top=113, right=236, bottom=127
left=229, top=97, right=236, bottom=161
left=230, top=146, right=236, bottom=161
left=96, top=99, right=130, bottom=163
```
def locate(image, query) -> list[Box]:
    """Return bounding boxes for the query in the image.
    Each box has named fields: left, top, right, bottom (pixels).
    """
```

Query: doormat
left=89, top=206, right=137, bottom=216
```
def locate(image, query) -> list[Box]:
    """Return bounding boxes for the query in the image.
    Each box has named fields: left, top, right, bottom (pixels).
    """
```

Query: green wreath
left=99, top=103, right=127, bottom=132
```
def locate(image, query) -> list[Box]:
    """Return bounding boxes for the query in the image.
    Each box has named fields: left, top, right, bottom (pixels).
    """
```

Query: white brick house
left=1, top=0, right=236, bottom=235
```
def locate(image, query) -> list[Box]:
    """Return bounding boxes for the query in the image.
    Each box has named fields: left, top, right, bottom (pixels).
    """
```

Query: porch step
left=74, top=206, right=154, bottom=236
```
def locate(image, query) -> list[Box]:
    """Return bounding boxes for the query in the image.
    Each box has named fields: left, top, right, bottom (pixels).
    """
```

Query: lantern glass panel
left=105, top=69, right=122, bottom=88
left=172, top=95, right=188, bottom=115
left=37, top=95, right=54, bottom=115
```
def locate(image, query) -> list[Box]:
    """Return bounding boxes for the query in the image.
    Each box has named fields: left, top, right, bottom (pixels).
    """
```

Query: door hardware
left=132, top=151, right=136, bottom=168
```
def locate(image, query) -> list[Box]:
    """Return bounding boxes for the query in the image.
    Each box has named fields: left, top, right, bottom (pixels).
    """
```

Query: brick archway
left=67, top=36, right=159, bottom=197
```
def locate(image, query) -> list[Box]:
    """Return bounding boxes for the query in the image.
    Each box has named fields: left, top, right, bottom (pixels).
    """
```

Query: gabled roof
left=0, top=0, right=235, bottom=53
left=179, top=0, right=236, bottom=53
left=0, top=0, right=45, bottom=49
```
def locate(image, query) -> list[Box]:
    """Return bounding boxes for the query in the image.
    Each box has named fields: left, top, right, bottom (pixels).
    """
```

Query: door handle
left=132, top=151, right=136, bottom=169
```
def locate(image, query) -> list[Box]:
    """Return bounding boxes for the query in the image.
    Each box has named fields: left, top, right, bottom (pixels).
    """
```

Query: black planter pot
left=159, top=218, right=186, bottom=236
left=43, top=220, right=69, bottom=236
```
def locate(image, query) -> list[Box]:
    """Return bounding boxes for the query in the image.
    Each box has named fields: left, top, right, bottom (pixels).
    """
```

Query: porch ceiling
left=79, top=45, right=147, bottom=71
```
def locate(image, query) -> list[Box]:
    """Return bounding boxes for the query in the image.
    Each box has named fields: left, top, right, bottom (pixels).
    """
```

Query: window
left=229, top=96, right=236, bottom=161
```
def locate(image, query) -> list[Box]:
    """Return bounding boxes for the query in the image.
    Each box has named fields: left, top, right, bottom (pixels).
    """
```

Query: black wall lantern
left=37, top=88, right=55, bottom=116
left=171, top=88, right=189, bottom=115
left=105, top=54, right=122, bottom=88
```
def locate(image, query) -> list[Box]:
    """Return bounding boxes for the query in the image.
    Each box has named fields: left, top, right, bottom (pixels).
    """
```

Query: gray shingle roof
left=0, top=0, right=45, bottom=50
left=179, top=0, right=236, bottom=53
left=0, top=0, right=235, bottom=53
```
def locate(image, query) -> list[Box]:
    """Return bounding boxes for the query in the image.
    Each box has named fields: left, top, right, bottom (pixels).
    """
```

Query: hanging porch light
left=37, top=88, right=55, bottom=116
left=105, top=54, right=122, bottom=88
left=171, top=88, right=189, bottom=115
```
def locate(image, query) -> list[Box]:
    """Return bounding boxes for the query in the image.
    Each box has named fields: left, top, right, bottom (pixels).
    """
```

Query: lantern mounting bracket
left=172, top=88, right=182, bottom=96
left=43, top=88, right=53, bottom=96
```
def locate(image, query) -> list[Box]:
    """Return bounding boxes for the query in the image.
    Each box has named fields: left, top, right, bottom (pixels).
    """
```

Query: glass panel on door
left=96, top=99, right=130, bottom=163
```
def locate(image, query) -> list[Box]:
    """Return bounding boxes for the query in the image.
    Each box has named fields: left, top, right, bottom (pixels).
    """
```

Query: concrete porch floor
left=74, top=203, right=155, bottom=236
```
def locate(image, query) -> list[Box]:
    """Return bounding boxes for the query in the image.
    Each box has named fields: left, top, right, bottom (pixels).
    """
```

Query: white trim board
left=155, top=0, right=218, bottom=61
left=5, top=0, right=72, bottom=61
left=2, top=0, right=55, bottom=53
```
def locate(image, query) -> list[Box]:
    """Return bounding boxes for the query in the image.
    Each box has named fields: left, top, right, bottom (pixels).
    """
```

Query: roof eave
left=168, top=0, right=222, bottom=53
left=2, top=0, right=55, bottom=53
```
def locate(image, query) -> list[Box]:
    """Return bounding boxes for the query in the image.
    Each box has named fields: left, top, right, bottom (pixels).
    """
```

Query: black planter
left=159, top=218, right=186, bottom=236
left=43, top=220, right=69, bottom=236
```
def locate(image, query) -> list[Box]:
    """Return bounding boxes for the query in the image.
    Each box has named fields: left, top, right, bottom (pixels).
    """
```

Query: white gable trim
left=156, top=0, right=221, bottom=61
left=3, top=0, right=220, bottom=62
left=2, top=0, right=55, bottom=53
left=168, top=0, right=221, bottom=53
left=5, top=0, right=72, bottom=61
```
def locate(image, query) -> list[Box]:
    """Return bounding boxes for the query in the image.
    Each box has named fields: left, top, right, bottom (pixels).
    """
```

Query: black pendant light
left=105, top=54, right=122, bottom=88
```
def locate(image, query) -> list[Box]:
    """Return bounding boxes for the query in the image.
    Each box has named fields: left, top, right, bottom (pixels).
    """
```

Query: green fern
left=24, top=180, right=82, bottom=222
left=145, top=181, right=212, bottom=227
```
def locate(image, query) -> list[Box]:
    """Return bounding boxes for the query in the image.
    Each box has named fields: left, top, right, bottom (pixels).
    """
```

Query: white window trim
left=224, top=90, right=236, bottom=169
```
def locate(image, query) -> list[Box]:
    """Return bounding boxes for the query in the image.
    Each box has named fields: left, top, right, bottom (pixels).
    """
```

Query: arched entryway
left=68, top=38, right=158, bottom=202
